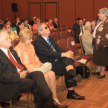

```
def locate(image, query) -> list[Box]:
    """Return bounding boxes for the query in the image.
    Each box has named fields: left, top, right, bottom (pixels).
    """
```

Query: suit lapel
left=39, top=36, right=52, bottom=49
left=9, top=49, right=21, bottom=65
left=0, top=49, right=14, bottom=65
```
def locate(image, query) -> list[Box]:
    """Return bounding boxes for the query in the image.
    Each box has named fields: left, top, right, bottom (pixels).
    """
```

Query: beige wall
left=0, top=0, right=108, bottom=26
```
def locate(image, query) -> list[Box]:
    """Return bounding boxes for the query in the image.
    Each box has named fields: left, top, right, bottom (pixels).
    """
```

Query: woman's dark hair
left=29, top=20, right=34, bottom=26
left=16, top=20, right=24, bottom=35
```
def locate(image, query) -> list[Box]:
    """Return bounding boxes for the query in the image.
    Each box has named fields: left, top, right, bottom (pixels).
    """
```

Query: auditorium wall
left=0, top=0, right=108, bottom=26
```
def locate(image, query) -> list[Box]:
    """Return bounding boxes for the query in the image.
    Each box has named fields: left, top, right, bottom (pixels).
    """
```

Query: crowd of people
left=0, top=7, right=108, bottom=108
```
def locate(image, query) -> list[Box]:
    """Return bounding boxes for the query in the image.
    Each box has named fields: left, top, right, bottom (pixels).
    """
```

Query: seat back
left=52, top=32, right=60, bottom=42
left=57, top=39, right=69, bottom=51
left=56, top=28, right=61, bottom=33
left=61, top=25, right=66, bottom=28
left=66, top=31, right=72, bottom=38
left=79, top=35, right=85, bottom=55
left=50, top=29, right=55, bottom=33
left=13, top=38, right=19, bottom=47
left=61, top=27, right=66, bottom=31
left=60, top=31, right=67, bottom=40
left=67, top=37, right=76, bottom=54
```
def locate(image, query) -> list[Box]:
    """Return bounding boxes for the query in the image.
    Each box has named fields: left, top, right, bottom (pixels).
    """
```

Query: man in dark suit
left=33, top=23, right=85, bottom=100
left=72, top=18, right=81, bottom=43
left=53, top=18, right=60, bottom=28
left=0, top=30, right=66, bottom=108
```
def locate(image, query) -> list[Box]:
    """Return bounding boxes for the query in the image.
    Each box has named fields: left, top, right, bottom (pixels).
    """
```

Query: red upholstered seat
left=60, top=31, right=67, bottom=40
left=13, top=38, right=19, bottom=47
left=61, top=27, right=66, bottom=31
left=50, top=29, right=55, bottom=33
left=66, top=31, right=72, bottom=39
left=82, top=55, right=92, bottom=61
left=56, top=28, right=61, bottom=33
left=57, top=39, right=68, bottom=51
left=75, top=43, right=81, bottom=49
left=67, top=37, right=81, bottom=54
left=52, top=32, right=60, bottom=42
left=61, top=25, right=66, bottom=27
left=74, top=62, right=82, bottom=66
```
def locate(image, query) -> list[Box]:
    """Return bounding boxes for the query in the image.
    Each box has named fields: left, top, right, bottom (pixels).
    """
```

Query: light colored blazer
left=82, top=30, right=93, bottom=55
left=14, top=42, right=42, bottom=72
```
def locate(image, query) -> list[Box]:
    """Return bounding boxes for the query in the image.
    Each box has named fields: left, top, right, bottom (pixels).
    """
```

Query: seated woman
left=32, top=18, right=41, bottom=35
left=16, top=20, right=25, bottom=36
left=48, top=19, right=54, bottom=30
left=4, top=24, right=19, bottom=41
left=14, top=29, right=64, bottom=106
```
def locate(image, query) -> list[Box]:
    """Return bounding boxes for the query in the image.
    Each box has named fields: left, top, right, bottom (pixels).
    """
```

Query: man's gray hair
left=99, top=8, right=108, bottom=17
left=0, top=30, right=8, bottom=38
left=37, top=22, right=45, bottom=35
left=84, top=21, right=91, bottom=29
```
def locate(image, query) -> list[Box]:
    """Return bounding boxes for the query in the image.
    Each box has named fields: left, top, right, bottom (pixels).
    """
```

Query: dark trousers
left=19, top=71, right=52, bottom=105
left=52, top=57, right=77, bottom=88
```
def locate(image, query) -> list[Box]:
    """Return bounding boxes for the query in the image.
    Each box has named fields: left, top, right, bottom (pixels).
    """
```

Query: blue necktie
left=47, top=38, right=56, bottom=51
left=47, top=38, right=58, bottom=62
left=47, top=38, right=51, bottom=47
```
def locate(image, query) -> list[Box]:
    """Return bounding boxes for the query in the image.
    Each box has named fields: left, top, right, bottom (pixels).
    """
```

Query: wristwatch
left=26, top=71, right=29, bottom=74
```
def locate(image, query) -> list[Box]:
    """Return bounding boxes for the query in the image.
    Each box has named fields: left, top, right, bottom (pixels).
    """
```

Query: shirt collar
left=41, top=36, right=49, bottom=43
left=85, top=30, right=91, bottom=34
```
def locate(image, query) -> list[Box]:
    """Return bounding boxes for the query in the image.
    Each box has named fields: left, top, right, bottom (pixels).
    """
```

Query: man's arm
left=34, top=40, right=62, bottom=58
left=0, top=60, right=20, bottom=83
left=34, top=38, right=74, bottom=59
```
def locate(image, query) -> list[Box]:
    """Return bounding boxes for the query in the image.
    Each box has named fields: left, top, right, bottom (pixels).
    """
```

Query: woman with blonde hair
left=14, top=29, right=67, bottom=108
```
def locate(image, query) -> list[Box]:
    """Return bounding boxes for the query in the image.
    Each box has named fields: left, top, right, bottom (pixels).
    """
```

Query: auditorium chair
left=0, top=93, right=30, bottom=108
left=60, top=31, right=67, bottom=40
left=57, top=39, right=83, bottom=78
left=56, top=28, right=61, bottom=33
left=13, top=38, right=19, bottom=47
left=79, top=36, right=93, bottom=75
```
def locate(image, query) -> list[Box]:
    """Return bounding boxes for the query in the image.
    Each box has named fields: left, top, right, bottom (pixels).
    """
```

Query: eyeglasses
left=98, top=12, right=103, bottom=15
left=45, top=26, right=48, bottom=29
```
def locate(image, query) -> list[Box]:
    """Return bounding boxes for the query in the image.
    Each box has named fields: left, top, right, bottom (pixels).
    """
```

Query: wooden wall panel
left=29, top=3, right=41, bottom=20
left=59, top=0, right=75, bottom=27
left=28, top=0, right=42, bottom=2
left=2, top=0, right=14, bottom=22
left=94, top=0, right=108, bottom=19
left=0, top=0, right=2, bottom=19
left=76, top=0, right=93, bottom=22
left=45, top=3, right=57, bottom=20
left=15, top=0, right=28, bottom=19
left=43, top=0, right=58, bottom=2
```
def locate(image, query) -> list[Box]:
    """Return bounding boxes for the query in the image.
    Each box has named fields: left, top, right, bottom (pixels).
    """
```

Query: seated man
left=82, top=21, right=93, bottom=55
left=0, top=30, right=64, bottom=108
left=53, top=18, right=60, bottom=28
left=33, top=23, right=85, bottom=100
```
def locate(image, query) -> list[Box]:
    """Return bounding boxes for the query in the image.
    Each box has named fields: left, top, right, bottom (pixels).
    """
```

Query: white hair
left=99, top=8, right=108, bottom=17
left=37, top=22, right=46, bottom=35
left=84, top=21, right=91, bottom=29
left=0, top=30, right=8, bottom=39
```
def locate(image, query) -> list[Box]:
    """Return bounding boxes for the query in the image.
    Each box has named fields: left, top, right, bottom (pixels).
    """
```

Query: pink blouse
left=14, top=42, right=42, bottom=72
left=32, top=24, right=38, bottom=34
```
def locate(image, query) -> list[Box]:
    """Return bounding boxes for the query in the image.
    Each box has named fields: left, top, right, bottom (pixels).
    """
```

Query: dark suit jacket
left=72, top=23, right=80, bottom=43
left=33, top=36, right=66, bottom=67
left=0, top=49, right=26, bottom=102
left=53, top=22, right=60, bottom=28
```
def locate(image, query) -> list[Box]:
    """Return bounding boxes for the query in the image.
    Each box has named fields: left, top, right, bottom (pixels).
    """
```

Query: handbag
left=76, top=65, right=90, bottom=78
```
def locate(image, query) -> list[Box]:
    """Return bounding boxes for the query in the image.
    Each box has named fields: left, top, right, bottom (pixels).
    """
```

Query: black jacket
left=0, top=49, right=26, bottom=102
left=33, top=36, right=66, bottom=66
